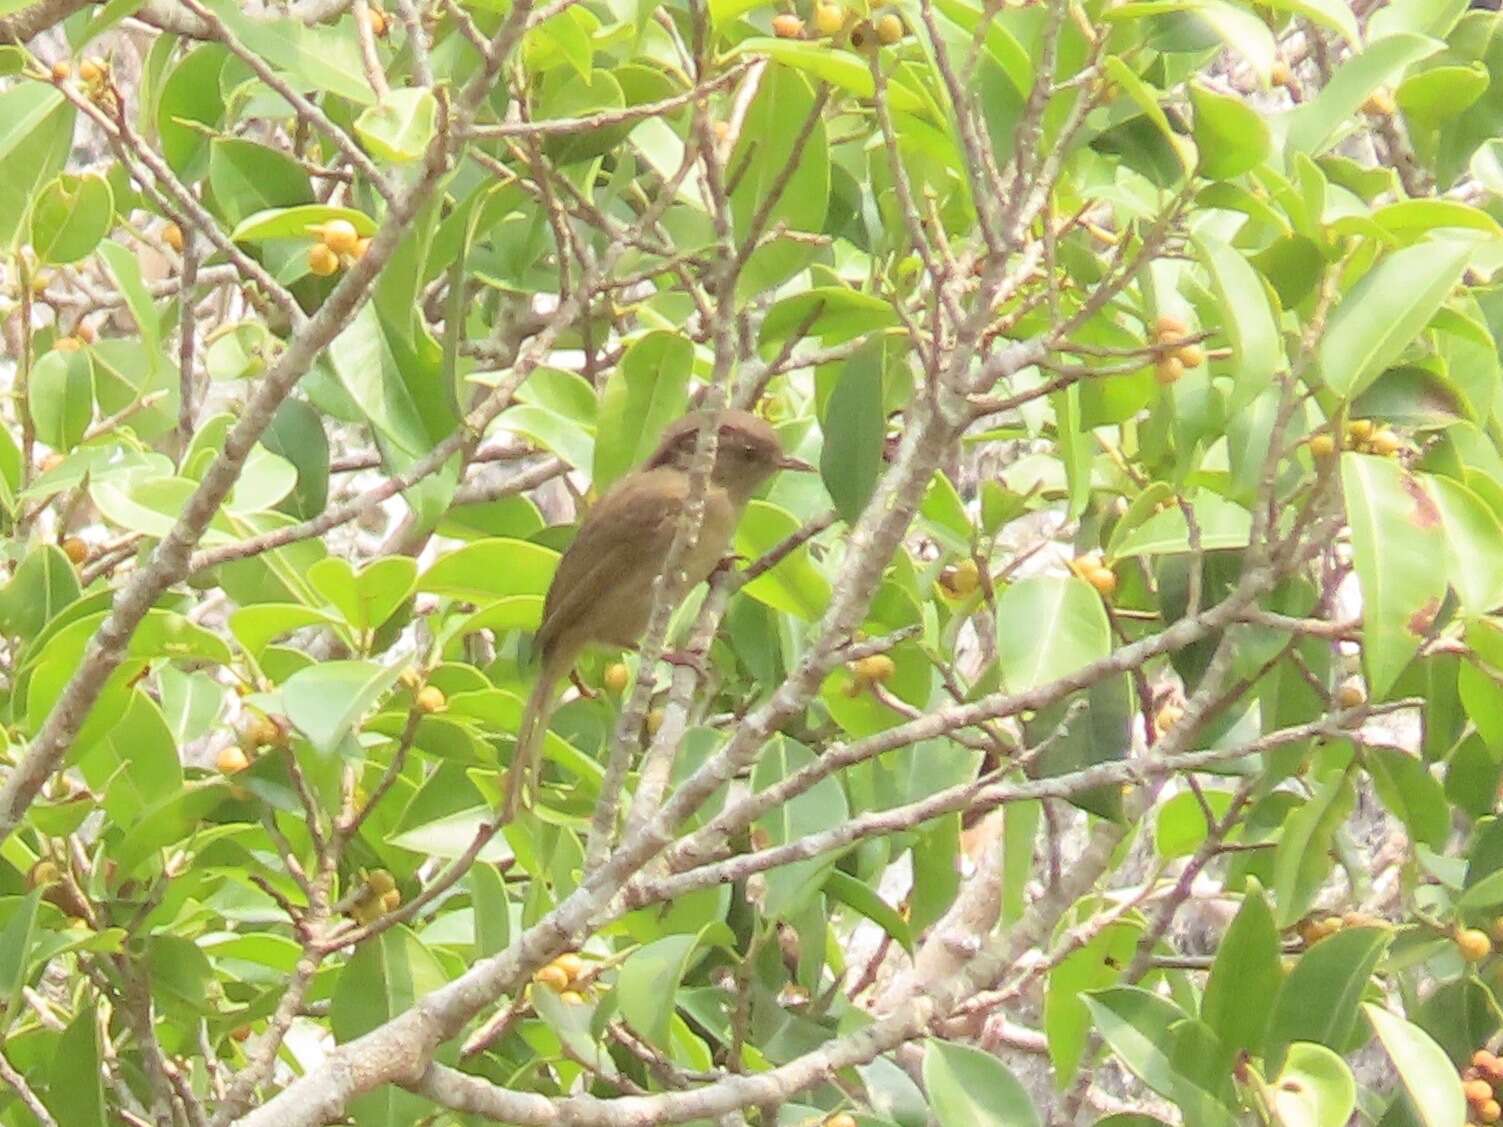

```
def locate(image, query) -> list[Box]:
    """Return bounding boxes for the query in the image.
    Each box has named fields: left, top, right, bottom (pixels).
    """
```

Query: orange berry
left=1483, top=1100, right=1502, bottom=1125
left=74, top=322, right=96, bottom=343
left=308, top=243, right=340, bottom=276
left=1362, top=89, right=1396, bottom=117
left=825, top=1115, right=858, bottom=1127
left=319, top=219, right=360, bottom=255
left=53, top=335, right=83, bottom=353
left=230, top=1025, right=252, bottom=1042
left=351, top=236, right=371, bottom=261
left=603, top=663, right=630, bottom=694
left=1467, top=1079, right=1495, bottom=1104
left=416, top=685, right=446, bottom=713
left=50, top=60, right=71, bottom=81
left=554, top=953, right=586, bottom=982
left=1176, top=342, right=1205, bottom=368
left=162, top=222, right=184, bottom=253
left=78, top=57, right=105, bottom=83
left=1474, top=1050, right=1498, bottom=1072
left=1155, top=355, right=1184, bottom=386
left=772, top=13, right=804, bottom=37
left=366, top=6, right=388, bottom=36
left=1085, top=565, right=1117, bottom=597
left=61, top=538, right=88, bottom=566
left=38, top=452, right=64, bottom=473
left=1271, top=60, right=1294, bottom=88
left=217, top=745, right=250, bottom=775
left=1459, top=928, right=1493, bottom=963
left=1153, top=313, right=1188, bottom=340
left=534, top=964, right=569, bottom=990
left=850, top=654, right=896, bottom=686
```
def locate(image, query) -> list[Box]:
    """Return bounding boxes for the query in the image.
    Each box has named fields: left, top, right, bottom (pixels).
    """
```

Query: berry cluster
left=1464, top=1050, right=1503, bottom=1125
left=1307, top=419, right=1404, bottom=460
left=533, top=952, right=592, bottom=1005
left=772, top=5, right=904, bottom=45
left=1069, top=552, right=1117, bottom=597
left=307, top=220, right=371, bottom=278
left=1150, top=314, right=1204, bottom=387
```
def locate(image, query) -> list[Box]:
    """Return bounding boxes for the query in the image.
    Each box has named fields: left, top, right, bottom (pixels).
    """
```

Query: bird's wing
left=535, top=469, right=688, bottom=656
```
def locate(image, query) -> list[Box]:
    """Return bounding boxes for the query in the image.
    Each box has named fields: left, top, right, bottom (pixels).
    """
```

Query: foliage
left=0, top=0, right=1499, bottom=1124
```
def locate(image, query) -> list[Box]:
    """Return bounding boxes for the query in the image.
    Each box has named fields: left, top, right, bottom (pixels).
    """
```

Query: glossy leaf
left=924, top=1039, right=1040, bottom=1127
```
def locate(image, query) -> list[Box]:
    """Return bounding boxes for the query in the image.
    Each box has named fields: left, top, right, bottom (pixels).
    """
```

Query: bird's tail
left=501, top=659, right=561, bottom=824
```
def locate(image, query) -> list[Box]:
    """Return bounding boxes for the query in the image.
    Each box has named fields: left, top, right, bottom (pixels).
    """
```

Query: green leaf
left=29, top=172, right=112, bottom=265
left=470, top=864, right=510, bottom=957
left=617, top=931, right=702, bottom=1050
left=97, top=241, right=162, bottom=371
left=1194, top=235, right=1281, bottom=412
left=1270, top=1043, right=1356, bottom=1127
left=1272, top=770, right=1355, bottom=927
left=728, top=38, right=925, bottom=112
left=281, top=660, right=402, bottom=754
left=0, top=84, right=74, bottom=246
left=230, top=204, right=376, bottom=243
left=728, top=64, right=828, bottom=247
left=1367, top=745, right=1449, bottom=850
left=592, top=332, right=692, bottom=490
left=157, top=43, right=229, bottom=178
left=1106, top=2, right=1276, bottom=84
left=995, top=576, right=1111, bottom=693
left=1342, top=454, right=1449, bottom=698
left=1258, top=0, right=1359, bottom=44
left=1266, top=926, right=1391, bottom=1066
left=0, top=890, right=41, bottom=1031
left=206, top=0, right=375, bottom=104
left=1430, top=474, right=1503, bottom=614
left=1082, top=987, right=1187, bottom=1097
left=1153, top=789, right=1234, bottom=860
left=355, top=89, right=438, bottom=163
left=1045, top=920, right=1142, bottom=1083
left=1189, top=83, right=1271, bottom=181
left=30, top=347, right=93, bottom=452
left=1202, top=884, right=1281, bottom=1055
left=0, top=543, right=80, bottom=640
left=1112, top=492, right=1252, bottom=557
left=733, top=501, right=831, bottom=620
left=751, top=737, right=850, bottom=919
left=418, top=539, right=558, bottom=602
left=1363, top=1005, right=1466, bottom=1127
left=46, top=1002, right=106, bottom=1127
left=209, top=138, right=315, bottom=226
left=923, top=1039, right=1040, bottom=1127
left=308, top=557, right=417, bottom=634
left=824, top=870, right=913, bottom=954
left=1397, top=64, right=1490, bottom=125
left=1287, top=33, right=1445, bottom=156
left=820, top=338, right=886, bottom=524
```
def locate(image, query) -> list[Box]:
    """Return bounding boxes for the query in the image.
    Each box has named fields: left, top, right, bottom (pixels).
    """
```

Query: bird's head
left=647, top=409, right=812, bottom=505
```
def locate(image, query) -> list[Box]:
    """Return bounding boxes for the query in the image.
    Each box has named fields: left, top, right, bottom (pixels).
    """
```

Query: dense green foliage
left=1, top=0, right=1503, bottom=1123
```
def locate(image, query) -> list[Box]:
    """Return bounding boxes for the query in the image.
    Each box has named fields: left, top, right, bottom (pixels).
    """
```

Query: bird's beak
left=777, top=455, right=816, bottom=472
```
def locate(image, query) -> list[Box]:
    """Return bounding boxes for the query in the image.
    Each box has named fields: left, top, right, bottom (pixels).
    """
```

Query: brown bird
left=502, top=408, right=811, bottom=820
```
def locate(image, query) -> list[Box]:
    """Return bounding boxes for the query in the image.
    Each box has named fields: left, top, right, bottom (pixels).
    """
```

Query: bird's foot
left=569, top=669, right=598, bottom=699
left=660, top=648, right=709, bottom=678
left=711, top=552, right=749, bottom=578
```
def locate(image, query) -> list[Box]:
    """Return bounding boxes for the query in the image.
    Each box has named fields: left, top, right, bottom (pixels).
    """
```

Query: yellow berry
left=940, top=559, right=981, bottom=597
left=1309, top=433, right=1337, bottom=459
left=320, top=219, right=360, bottom=255
left=814, top=3, right=844, bottom=35
left=78, top=57, right=105, bottom=83
left=1347, top=419, right=1375, bottom=442
left=61, top=538, right=88, bottom=566
left=1336, top=680, right=1366, bottom=709
left=560, top=990, right=585, bottom=1005
left=308, top=243, right=340, bottom=277
left=772, top=13, right=804, bottom=37
left=351, top=236, right=371, bottom=261
left=53, top=335, right=83, bottom=353
left=366, top=6, right=388, bottom=36
left=1459, top=928, right=1493, bottom=963
left=1155, top=355, right=1185, bottom=386
left=826, top=1115, right=858, bottom=1127
left=379, top=888, right=400, bottom=912
left=417, top=685, right=446, bottom=713
left=245, top=714, right=281, bottom=748
left=50, top=61, right=71, bottom=82
left=1467, top=1079, right=1495, bottom=1104
left=1153, top=313, right=1188, bottom=340
left=1484, top=1100, right=1503, bottom=1126
left=217, top=745, right=250, bottom=775
left=645, top=708, right=665, bottom=737
left=1370, top=428, right=1402, bottom=457
left=604, top=663, right=630, bottom=694
left=1362, top=88, right=1396, bottom=117
left=367, top=869, right=396, bottom=895
left=75, top=322, right=96, bottom=343
left=850, top=654, right=896, bottom=686
left=1085, top=565, right=1116, bottom=597
left=876, top=12, right=903, bottom=42
left=1271, top=60, right=1294, bottom=88
left=534, top=964, right=569, bottom=990
left=554, top=953, right=586, bottom=982
left=1176, top=342, right=1205, bottom=368
left=1155, top=703, right=1184, bottom=733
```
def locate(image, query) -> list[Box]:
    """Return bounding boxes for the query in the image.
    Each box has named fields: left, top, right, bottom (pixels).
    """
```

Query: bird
left=501, top=408, right=812, bottom=821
